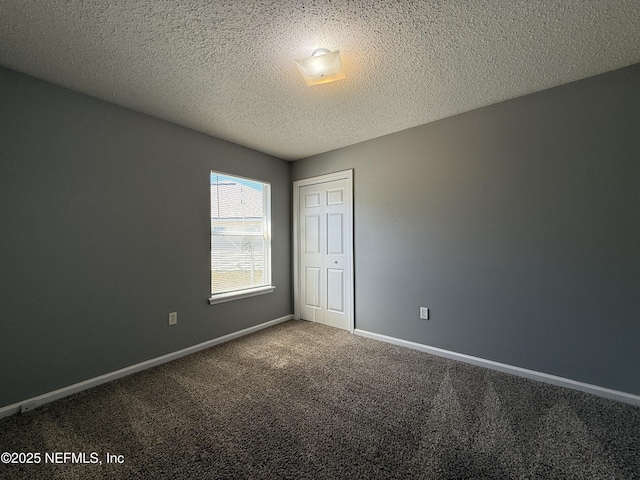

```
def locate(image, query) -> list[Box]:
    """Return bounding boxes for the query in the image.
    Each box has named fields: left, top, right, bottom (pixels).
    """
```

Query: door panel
left=299, top=178, right=351, bottom=330
left=327, top=269, right=345, bottom=313
left=326, top=187, right=344, bottom=205
left=305, top=267, right=321, bottom=308
left=326, top=213, right=344, bottom=254
left=305, top=192, right=321, bottom=208
left=304, top=215, right=321, bottom=254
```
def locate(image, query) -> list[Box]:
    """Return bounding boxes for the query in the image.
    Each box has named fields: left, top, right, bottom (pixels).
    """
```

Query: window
left=209, top=171, right=274, bottom=304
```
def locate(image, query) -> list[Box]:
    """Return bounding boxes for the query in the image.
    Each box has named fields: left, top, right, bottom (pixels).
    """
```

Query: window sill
left=208, top=286, right=276, bottom=305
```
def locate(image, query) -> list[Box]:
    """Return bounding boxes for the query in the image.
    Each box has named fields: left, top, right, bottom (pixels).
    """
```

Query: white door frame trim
left=293, top=170, right=354, bottom=333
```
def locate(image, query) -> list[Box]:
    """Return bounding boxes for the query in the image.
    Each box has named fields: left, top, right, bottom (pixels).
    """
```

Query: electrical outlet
left=21, top=401, right=36, bottom=413
left=168, top=312, right=177, bottom=325
left=420, top=307, right=429, bottom=320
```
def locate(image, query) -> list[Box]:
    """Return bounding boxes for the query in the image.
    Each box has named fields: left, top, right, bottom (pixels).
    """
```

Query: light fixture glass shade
left=294, top=49, right=346, bottom=86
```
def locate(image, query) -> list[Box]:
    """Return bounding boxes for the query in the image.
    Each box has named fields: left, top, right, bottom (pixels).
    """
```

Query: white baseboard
left=0, top=315, right=293, bottom=419
left=354, top=329, right=640, bottom=407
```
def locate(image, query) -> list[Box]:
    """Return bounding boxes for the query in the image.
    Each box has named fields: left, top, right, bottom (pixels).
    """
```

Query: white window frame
left=209, top=171, right=274, bottom=305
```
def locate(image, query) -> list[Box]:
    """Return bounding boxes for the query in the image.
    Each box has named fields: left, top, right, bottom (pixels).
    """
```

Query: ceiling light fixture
left=294, top=48, right=346, bottom=86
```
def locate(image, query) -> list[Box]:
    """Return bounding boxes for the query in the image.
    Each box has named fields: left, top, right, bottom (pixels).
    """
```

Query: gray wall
left=292, top=64, right=640, bottom=395
left=0, top=68, right=291, bottom=408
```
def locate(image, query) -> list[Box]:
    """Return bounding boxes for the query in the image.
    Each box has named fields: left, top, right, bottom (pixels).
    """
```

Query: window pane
left=210, top=171, right=270, bottom=296
left=211, top=234, right=266, bottom=292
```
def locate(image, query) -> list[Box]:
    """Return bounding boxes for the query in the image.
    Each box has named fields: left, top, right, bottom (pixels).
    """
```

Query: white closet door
left=299, top=178, right=351, bottom=330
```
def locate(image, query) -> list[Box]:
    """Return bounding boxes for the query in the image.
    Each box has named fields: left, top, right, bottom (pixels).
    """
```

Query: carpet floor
left=1, top=320, right=639, bottom=479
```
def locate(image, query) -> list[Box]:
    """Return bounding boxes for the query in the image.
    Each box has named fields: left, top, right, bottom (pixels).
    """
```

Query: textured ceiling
left=1, top=1, right=639, bottom=160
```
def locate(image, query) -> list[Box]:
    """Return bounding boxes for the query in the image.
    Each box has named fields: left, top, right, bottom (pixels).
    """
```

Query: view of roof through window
left=210, top=173, right=264, bottom=219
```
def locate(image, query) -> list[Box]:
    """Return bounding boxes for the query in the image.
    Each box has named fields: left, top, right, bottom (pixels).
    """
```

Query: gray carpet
left=1, top=320, right=639, bottom=479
